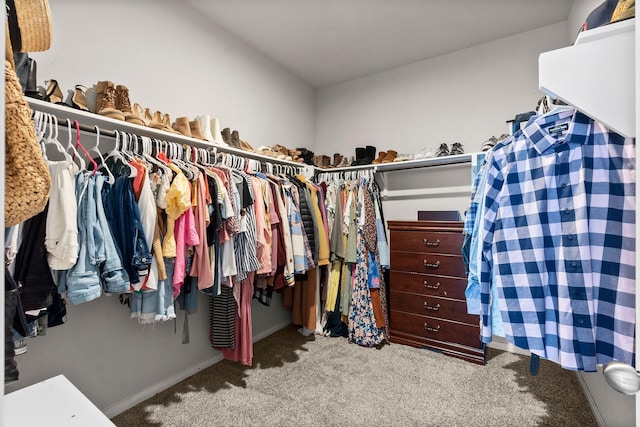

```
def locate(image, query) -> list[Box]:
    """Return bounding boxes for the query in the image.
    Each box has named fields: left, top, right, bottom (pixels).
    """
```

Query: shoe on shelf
left=231, top=130, right=243, bottom=150
left=189, top=119, right=205, bottom=140
left=321, top=155, right=333, bottom=168
left=381, top=150, right=397, bottom=163
left=351, top=147, right=365, bottom=165
left=332, top=153, right=343, bottom=167
left=413, top=146, right=434, bottom=160
left=134, top=104, right=151, bottom=127
left=221, top=128, right=233, bottom=147
left=435, top=143, right=450, bottom=157
left=480, top=136, right=497, bottom=152
left=44, top=79, right=64, bottom=104
left=336, top=156, right=350, bottom=168
left=241, top=139, right=257, bottom=152
left=70, top=85, right=90, bottom=112
left=210, top=118, right=227, bottom=146
left=197, top=115, right=214, bottom=142
left=361, top=145, right=376, bottom=165
left=257, top=145, right=281, bottom=158
left=393, top=153, right=413, bottom=162
left=372, top=151, right=386, bottom=164
left=95, top=81, right=125, bottom=121
left=115, top=84, right=145, bottom=126
left=173, top=117, right=192, bottom=137
left=449, top=142, right=464, bottom=155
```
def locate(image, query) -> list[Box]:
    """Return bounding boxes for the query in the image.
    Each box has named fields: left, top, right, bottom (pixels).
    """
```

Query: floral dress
left=348, top=180, right=385, bottom=347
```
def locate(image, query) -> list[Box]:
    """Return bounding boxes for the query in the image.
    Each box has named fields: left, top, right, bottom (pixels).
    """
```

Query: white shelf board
left=539, top=18, right=635, bottom=137
left=4, top=374, right=115, bottom=426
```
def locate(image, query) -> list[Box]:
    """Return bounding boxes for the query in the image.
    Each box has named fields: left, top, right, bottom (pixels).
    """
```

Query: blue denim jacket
left=102, top=175, right=152, bottom=285
left=65, top=172, right=102, bottom=304
left=95, top=175, right=130, bottom=293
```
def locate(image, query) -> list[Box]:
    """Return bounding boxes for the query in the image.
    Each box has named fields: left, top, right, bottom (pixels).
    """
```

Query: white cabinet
left=539, top=18, right=635, bottom=138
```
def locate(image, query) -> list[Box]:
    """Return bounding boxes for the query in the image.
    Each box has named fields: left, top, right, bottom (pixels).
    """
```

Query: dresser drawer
left=390, top=310, right=481, bottom=349
left=390, top=251, right=466, bottom=277
left=390, top=291, right=479, bottom=325
left=390, top=230, right=464, bottom=255
left=389, top=271, right=467, bottom=300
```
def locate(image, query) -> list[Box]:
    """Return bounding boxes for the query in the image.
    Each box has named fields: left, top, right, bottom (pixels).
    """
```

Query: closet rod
left=71, top=119, right=117, bottom=138
left=27, top=98, right=309, bottom=169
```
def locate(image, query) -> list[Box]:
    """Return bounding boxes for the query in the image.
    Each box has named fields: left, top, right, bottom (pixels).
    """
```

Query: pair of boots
left=221, top=128, right=254, bottom=151
left=94, top=81, right=144, bottom=125
left=172, top=117, right=206, bottom=140
left=297, top=148, right=315, bottom=166
left=351, top=146, right=376, bottom=166
left=314, top=155, right=332, bottom=168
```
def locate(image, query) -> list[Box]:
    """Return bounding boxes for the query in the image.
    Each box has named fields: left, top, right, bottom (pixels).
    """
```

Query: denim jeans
left=156, top=257, right=176, bottom=320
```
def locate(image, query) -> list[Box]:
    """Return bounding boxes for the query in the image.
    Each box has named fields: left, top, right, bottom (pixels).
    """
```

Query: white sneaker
left=14, top=337, right=27, bottom=355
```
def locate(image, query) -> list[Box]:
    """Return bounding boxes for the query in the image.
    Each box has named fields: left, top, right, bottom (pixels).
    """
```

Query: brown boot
left=333, top=153, right=343, bottom=167
left=221, top=128, right=232, bottom=146
left=381, top=150, right=398, bottom=163
left=115, top=84, right=144, bottom=126
left=231, top=130, right=242, bottom=149
left=95, top=81, right=125, bottom=120
left=322, top=155, right=333, bottom=168
left=173, top=117, right=192, bottom=137
left=189, top=120, right=205, bottom=140
left=372, top=151, right=387, bottom=164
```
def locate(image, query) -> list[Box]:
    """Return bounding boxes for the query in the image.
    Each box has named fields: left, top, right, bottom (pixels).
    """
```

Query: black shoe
left=435, top=143, right=449, bottom=157
left=450, top=142, right=464, bottom=155
left=360, top=145, right=376, bottom=165
left=351, top=147, right=365, bottom=165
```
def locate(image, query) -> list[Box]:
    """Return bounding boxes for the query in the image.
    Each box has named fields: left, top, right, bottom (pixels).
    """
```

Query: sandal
left=44, top=79, right=64, bottom=104
left=71, top=85, right=90, bottom=112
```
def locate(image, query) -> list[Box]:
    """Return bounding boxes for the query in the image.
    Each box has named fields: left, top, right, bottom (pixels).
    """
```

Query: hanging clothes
left=474, top=109, right=635, bottom=372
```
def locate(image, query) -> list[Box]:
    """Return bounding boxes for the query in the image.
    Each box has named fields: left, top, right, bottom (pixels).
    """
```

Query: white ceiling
left=186, top=0, right=574, bottom=89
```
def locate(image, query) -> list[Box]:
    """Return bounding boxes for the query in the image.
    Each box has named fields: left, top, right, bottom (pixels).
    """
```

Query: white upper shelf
left=539, top=18, right=636, bottom=138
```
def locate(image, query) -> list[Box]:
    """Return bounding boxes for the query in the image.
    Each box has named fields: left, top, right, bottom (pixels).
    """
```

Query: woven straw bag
left=5, top=58, right=51, bottom=226
left=7, top=0, right=53, bottom=53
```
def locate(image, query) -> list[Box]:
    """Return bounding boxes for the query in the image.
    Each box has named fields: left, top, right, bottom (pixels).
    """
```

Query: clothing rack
left=27, top=98, right=312, bottom=175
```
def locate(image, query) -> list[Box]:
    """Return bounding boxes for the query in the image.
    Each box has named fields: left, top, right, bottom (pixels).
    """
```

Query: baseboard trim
left=102, top=320, right=292, bottom=419
left=575, top=371, right=606, bottom=427
left=486, top=338, right=531, bottom=357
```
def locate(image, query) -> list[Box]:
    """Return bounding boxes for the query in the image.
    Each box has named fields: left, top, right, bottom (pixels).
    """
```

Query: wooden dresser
left=387, top=220, right=485, bottom=365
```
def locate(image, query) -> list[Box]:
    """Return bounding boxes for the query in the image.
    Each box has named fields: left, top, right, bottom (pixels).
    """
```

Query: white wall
left=315, top=22, right=569, bottom=159
left=4, top=0, right=312, bottom=416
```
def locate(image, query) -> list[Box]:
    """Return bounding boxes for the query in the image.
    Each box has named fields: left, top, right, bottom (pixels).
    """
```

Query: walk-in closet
left=3, top=0, right=638, bottom=426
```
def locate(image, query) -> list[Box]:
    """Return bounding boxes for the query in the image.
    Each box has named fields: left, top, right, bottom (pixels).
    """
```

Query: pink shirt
left=173, top=182, right=200, bottom=298
left=190, top=173, right=214, bottom=290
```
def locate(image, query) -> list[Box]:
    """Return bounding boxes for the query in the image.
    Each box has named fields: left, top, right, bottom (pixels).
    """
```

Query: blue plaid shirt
left=480, top=109, right=635, bottom=372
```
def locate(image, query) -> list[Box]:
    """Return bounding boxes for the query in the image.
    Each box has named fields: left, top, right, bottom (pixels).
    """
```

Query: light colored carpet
left=112, top=325, right=597, bottom=427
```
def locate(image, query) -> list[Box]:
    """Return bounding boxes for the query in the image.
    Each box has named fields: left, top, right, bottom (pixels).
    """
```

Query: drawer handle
left=423, top=323, right=441, bottom=333
left=423, top=238, right=440, bottom=247
left=423, top=281, right=441, bottom=290
left=423, top=260, right=440, bottom=269
left=423, top=302, right=440, bottom=311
